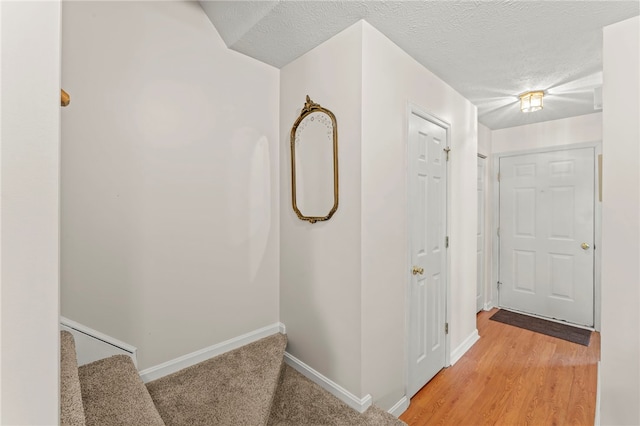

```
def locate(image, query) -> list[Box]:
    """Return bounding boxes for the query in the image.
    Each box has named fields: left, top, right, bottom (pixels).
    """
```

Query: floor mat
left=490, top=309, right=592, bottom=346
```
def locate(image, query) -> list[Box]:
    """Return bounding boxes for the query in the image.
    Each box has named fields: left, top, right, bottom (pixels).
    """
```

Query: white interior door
left=408, top=111, right=447, bottom=398
left=477, top=156, right=486, bottom=313
left=498, top=147, right=595, bottom=326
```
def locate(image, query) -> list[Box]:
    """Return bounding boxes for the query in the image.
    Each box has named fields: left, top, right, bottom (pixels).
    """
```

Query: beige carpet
left=268, top=364, right=407, bottom=426
left=71, top=331, right=405, bottom=425
left=147, top=333, right=288, bottom=426
left=60, top=331, right=87, bottom=426
left=79, top=355, right=166, bottom=426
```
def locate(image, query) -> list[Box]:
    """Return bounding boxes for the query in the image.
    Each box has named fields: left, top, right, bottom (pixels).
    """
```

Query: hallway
left=401, top=309, right=600, bottom=425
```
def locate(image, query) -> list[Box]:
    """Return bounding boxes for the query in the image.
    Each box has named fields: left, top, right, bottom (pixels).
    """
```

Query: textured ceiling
left=199, top=1, right=639, bottom=129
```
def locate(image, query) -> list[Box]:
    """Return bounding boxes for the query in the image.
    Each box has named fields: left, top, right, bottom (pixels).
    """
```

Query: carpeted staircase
left=61, top=330, right=406, bottom=426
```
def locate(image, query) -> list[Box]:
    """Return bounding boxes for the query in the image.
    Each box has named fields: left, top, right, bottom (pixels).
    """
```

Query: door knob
left=412, top=266, right=424, bottom=275
left=581, top=242, right=590, bottom=250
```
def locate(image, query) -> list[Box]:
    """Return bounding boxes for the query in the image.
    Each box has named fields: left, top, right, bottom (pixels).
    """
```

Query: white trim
left=493, top=140, right=601, bottom=158
left=139, top=322, right=285, bottom=383
left=449, top=329, right=480, bottom=366
left=476, top=155, right=489, bottom=313
left=60, top=316, right=137, bottom=355
left=387, top=396, right=409, bottom=418
left=593, top=144, right=602, bottom=332
left=284, top=352, right=372, bottom=414
left=60, top=316, right=138, bottom=366
left=483, top=301, right=494, bottom=311
left=491, top=155, right=501, bottom=312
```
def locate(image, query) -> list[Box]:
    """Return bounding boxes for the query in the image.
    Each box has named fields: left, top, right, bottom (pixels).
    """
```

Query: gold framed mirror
left=290, top=95, right=339, bottom=224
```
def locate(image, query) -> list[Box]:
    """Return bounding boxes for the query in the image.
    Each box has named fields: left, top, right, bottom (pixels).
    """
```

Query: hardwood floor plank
left=400, top=309, right=599, bottom=426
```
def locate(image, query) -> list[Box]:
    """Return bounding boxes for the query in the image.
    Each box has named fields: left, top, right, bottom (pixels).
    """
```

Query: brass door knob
left=581, top=242, right=590, bottom=250
left=412, top=266, right=424, bottom=275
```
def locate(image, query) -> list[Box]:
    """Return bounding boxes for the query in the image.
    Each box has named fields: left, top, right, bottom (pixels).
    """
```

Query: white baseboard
left=284, top=352, right=372, bottom=414
left=60, top=316, right=138, bottom=367
left=449, top=329, right=480, bottom=366
left=483, top=301, right=494, bottom=311
left=139, top=322, right=286, bottom=383
left=387, top=396, right=409, bottom=418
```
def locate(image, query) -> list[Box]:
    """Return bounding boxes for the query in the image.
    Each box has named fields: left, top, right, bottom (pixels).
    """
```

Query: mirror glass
left=291, top=96, right=338, bottom=223
left=294, top=112, right=334, bottom=216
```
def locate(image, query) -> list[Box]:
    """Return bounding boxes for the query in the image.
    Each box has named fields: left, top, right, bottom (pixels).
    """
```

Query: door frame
left=404, top=103, right=451, bottom=400
left=491, top=141, right=602, bottom=331
left=477, top=153, right=488, bottom=312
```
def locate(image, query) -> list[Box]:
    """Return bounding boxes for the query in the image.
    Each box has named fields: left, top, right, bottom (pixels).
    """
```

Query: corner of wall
left=61, top=0, right=280, bottom=371
left=600, top=15, right=640, bottom=426
left=1, top=1, right=61, bottom=423
left=279, top=20, right=365, bottom=399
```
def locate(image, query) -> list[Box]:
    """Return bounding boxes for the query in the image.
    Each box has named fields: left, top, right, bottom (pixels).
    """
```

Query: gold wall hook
left=61, top=89, right=70, bottom=107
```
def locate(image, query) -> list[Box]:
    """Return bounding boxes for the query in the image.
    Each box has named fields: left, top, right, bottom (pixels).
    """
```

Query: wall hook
left=61, top=89, right=70, bottom=107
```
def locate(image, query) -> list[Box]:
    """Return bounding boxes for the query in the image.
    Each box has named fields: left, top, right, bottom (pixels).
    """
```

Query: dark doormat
left=490, top=309, right=592, bottom=346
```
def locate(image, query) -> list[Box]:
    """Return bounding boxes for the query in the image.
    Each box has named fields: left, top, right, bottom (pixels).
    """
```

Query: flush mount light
left=519, top=91, right=544, bottom=113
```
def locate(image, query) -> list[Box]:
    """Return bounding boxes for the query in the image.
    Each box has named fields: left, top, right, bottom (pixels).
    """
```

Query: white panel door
left=408, top=112, right=447, bottom=398
left=477, top=156, right=486, bottom=313
left=499, top=147, right=595, bottom=326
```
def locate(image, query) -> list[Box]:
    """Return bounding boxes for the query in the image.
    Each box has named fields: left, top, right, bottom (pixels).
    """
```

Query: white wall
left=492, top=112, right=602, bottom=153
left=280, top=23, right=364, bottom=397
left=478, top=123, right=492, bottom=156
left=478, top=124, right=493, bottom=309
left=280, top=20, right=478, bottom=410
left=61, top=1, right=280, bottom=370
left=600, top=16, right=640, bottom=426
left=360, top=22, right=478, bottom=409
left=0, top=1, right=61, bottom=423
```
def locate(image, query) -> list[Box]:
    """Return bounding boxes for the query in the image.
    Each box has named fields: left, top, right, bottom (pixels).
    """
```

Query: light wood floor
left=400, top=308, right=600, bottom=426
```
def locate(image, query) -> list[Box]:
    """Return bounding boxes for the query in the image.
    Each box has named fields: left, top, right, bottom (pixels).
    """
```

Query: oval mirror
left=290, top=96, right=339, bottom=223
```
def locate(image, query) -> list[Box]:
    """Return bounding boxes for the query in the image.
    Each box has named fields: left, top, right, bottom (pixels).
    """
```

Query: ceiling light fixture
left=519, top=91, right=544, bottom=113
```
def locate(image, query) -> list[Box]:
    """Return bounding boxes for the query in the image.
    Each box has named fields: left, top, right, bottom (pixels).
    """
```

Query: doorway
left=407, top=108, right=449, bottom=398
left=496, top=145, right=599, bottom=327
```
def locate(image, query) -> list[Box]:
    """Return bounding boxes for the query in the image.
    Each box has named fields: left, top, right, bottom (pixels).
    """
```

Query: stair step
left=268, top=364, right=406, bottom=425
left=78, top=355, right=166, bottom=426
left=61, top=331, right=86, bottom=426
left=146, top=333, right=287, bottom=426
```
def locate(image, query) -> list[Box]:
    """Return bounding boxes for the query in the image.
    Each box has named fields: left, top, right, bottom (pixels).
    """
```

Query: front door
left=498, top=147, right=595, bottom=326
left=407, top=111, right=448, bottom=398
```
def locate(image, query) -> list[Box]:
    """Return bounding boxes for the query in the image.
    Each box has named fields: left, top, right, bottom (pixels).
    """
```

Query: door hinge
left=497, top=281, right=502, bottom=289
left=445, top=323, right=449, bottom=334
left=445, top=236, right=449, bottom=248
left=444, top=147, right=451, bottom=161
